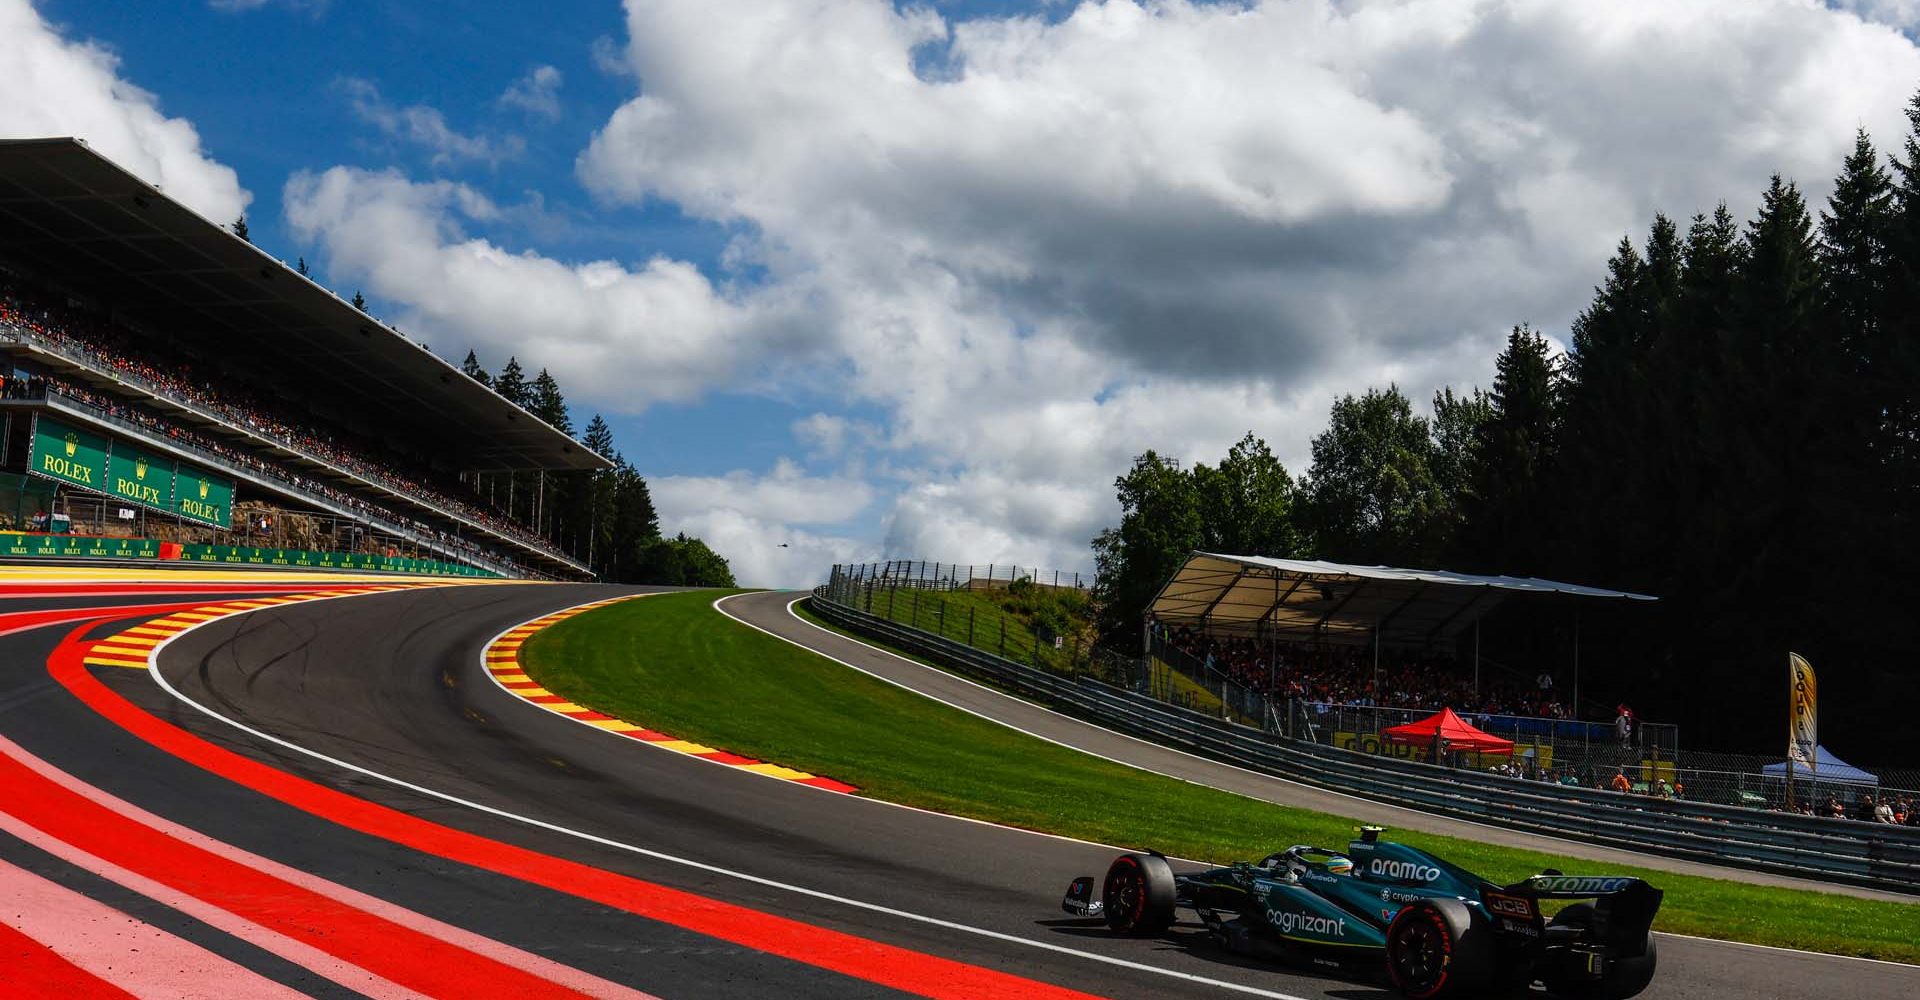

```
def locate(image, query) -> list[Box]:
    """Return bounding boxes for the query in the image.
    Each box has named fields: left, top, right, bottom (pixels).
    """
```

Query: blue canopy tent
left=1762, top=746, right=1879, bottom=787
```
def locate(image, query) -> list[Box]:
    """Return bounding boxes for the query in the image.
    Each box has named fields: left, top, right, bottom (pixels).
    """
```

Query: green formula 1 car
left=1060, top=827, right=1662, bottom=999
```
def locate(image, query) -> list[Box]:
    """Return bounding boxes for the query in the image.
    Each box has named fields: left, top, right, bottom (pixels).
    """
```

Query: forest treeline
left=1094, top=99, right=1920, bottom=758
left=459, top=353, right=734, bottom=588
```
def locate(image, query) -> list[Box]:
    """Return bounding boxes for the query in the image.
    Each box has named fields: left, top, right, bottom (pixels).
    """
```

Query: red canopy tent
left=1384, top=707, right=1514, bottom=755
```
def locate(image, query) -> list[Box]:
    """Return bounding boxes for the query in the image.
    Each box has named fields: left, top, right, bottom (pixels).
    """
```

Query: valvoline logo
left=1369, top=858, right=1442, bottom=882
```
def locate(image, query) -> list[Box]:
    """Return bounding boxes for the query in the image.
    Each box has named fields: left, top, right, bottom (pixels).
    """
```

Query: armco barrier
left=810, top=590, right=1920, bottom=895
left=0, top=532, right=496, bottom=577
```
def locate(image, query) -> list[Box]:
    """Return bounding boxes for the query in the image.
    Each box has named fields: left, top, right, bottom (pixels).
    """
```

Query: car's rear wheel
left=1541, top=904, right=1658, bottom=1000
left=1102, top=853, right=1175, bottom=936
left=1384, top=898, right=1494, bottom=999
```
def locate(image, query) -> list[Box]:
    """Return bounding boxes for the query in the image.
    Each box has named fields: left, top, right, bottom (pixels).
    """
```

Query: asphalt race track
left=1, top=579, right=1912, bottom=998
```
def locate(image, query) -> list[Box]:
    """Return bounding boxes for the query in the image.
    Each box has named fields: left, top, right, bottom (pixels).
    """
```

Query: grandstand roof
left=1149, top=552, right=1657, bottom=647
left=0, top=138, right=609, bottom=472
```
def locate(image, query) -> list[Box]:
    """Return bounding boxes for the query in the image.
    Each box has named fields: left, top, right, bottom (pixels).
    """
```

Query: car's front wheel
left=1101, top=853, right=1175, bottom=936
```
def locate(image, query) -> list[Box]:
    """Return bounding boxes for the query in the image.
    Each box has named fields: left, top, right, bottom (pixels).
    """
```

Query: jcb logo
left=1484, top=893, right=1534, bottom=919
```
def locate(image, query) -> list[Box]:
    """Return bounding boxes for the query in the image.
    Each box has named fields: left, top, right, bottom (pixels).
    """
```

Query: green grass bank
left=517, top=589, right=1920, bottom=964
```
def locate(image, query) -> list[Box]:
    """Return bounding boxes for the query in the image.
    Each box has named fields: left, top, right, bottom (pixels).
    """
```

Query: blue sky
left=39, top=0, right=736, bottom=430
left=11, top=0, right=1920, bottom=586
left=33, top=0, right=913, bottom=578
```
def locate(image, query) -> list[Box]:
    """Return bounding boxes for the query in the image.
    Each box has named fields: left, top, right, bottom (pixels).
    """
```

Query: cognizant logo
left=1370, top=859, right=1443, bottom=882
left=1269, top=909, right=1347, bottom=938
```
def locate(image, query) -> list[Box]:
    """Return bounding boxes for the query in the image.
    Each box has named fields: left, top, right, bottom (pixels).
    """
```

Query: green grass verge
left=857, top=585, right=1233, bottom=717
left=519, top=590, right=1920, bottom=964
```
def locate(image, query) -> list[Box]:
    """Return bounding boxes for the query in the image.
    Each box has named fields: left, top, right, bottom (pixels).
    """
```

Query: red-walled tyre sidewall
left=1384, top=898, right=1495, bottom=1000
left=1102, top=853, right=1176, bottom=936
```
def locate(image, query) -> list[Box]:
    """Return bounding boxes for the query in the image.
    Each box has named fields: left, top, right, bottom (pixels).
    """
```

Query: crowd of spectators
left=0, top=274, right=569, bottom=572
left=1158, top=623, right=1571, bottom=720
left=1783, top=792, right=1920, bottom=825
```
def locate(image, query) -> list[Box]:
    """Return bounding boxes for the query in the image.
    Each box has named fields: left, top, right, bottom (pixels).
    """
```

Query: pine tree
left=494, top=357, right=530, bottom=407
left=1820, top=130, right=1894, bottom=361
left=1643, top=214, right=1682, bottom=321
left=1643, top=206, right=1743, bottom=599
left=581, top=414, right=615, bottom=461
left=530, top=369, right=573, bottom=435
left=1463, top=327, right=1557, bottom=574
left=607, top=460, right=661, bottom=583
left=1737, top=175, right=1824, bottom=351
left=351, top=290, right=367, bottom=311
left=296, top=256, right=310, bottom=277
left=232, top=215, right=250, bottom=243
left=578, top=416, right=619, bottom=576
left=461, top=350, right=492, bottom=388
left=1883, top=92, right=1920, bottom=566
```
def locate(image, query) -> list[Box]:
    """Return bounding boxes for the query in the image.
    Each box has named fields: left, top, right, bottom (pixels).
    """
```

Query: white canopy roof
left=1149, top=552, right=1657, bottom=647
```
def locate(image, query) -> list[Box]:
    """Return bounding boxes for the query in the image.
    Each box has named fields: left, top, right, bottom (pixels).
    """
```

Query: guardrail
left=810, top=590, right=1920, bottom=895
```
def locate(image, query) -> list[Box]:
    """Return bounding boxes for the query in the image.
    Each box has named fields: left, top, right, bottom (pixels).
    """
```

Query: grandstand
left=0, top=138, right=608, bottom=578
left=1146, top=553, right=1667, bottom=750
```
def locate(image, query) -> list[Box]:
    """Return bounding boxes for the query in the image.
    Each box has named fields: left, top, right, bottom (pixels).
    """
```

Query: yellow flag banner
left=1788, top=653, right=1818, bottom=773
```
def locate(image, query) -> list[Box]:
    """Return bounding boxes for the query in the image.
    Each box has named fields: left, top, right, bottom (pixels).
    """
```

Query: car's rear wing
left=1504, top=875, right=1664, bottom=957
left=1504, top=874, right=1656, bottom=900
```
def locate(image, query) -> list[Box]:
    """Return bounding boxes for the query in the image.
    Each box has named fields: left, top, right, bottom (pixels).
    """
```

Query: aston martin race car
left=1060, top=827, right=1662, bottom=999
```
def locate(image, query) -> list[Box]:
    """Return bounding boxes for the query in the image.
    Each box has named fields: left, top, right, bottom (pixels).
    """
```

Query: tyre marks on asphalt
left=44, top=585, right=1118, bottom=1000
left=77, top=586, right=444, bottom=671
left=482, top=596, right=860, bottom=793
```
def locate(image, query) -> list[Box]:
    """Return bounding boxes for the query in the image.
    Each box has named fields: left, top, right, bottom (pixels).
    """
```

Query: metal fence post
left=968, top=606, right=975, bottom=647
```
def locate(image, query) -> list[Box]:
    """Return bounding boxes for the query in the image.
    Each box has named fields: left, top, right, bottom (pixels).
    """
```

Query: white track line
left=139, top=590, right=1317, bottom=1000
left=738, top=593, right=1920, bottom=968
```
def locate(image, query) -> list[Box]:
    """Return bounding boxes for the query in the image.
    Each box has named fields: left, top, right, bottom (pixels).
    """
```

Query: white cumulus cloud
left=498, top=65, right=564, bottom=121
left=651, top=460, right=878, bottom=587
left=0, top=0, right=248, bottom=223
left=339, top=77, right=523, bottom=166
left=281, top=166, right=808, bottom=407
left=292, top=0, right=1920, bottom=581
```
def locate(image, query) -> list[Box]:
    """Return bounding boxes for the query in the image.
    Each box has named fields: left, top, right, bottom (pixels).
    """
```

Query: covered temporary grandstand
left=1147, top=552, right=1662, bottom=729
left=1149, top=552, right=1657, bottom=647
left=0, top=138, right=608, bottom=577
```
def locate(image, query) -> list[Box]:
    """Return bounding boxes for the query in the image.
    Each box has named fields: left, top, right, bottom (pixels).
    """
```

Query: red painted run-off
left=0, top=732, right=604, bottom=1000
left=0, top=920, right=139, bottom=1000
left=47, top=616, right=1107, bottom=1000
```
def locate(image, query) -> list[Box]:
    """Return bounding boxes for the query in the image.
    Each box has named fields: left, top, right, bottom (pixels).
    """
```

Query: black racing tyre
left=1102, top=853, right=1176, bottom=936
left=1542, top=904, right=1658, bottom=1000
left=1384, top=898, right=1495, bottom=1000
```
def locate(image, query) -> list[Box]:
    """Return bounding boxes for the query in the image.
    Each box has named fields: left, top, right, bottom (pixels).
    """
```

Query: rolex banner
left=174, top=464, right=233, bottom=529
left=30, top=415, right=233, bottom=529
left=108, top=445, right=176, bottom=511
left=1788, top=652, right=1818, bottom=773
left=29, top=416, right=110, bottom=492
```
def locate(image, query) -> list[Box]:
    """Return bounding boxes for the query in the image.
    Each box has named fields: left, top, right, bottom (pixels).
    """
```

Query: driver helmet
left=1324, top=856, right=1354, bottom=876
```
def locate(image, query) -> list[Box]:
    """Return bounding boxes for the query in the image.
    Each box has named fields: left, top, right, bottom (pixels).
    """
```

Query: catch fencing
left=834, top=560, right=1091, bottom=592
left=810, top=586, right=1920, bottom=895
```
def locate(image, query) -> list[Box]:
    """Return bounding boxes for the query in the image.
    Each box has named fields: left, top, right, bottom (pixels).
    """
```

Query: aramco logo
left=63, top=432, right=77, bottom=458
left=134, top=457, right=148, bottom=480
